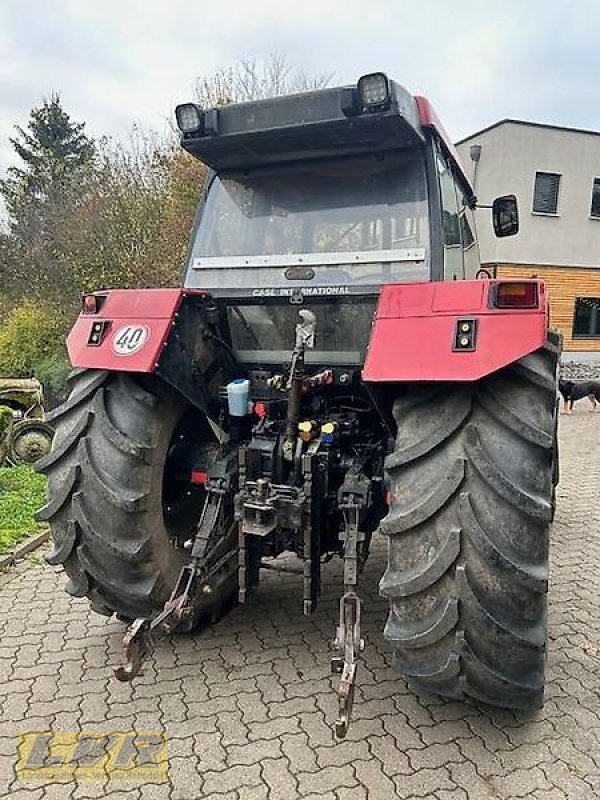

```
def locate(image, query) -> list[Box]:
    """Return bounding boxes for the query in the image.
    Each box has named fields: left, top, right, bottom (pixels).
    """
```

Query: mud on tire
left=37, top=369, right=237, bottom=624
left=379, top=336, right=560, bottom=708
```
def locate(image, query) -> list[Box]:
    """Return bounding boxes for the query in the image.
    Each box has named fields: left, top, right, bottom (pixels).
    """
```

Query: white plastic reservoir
left=227, top=379, right=250, bottom=416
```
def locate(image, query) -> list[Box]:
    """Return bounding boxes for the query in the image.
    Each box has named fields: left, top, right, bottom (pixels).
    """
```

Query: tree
left=0, top=95, right=96, bottom=306
left=1, top=93, right=94, bottom=221
left=195, top=54, right=333, bottom=107
left=66, top=130, right=206, bottom=294
left=0, top=57, right=329, bottom=312
left=0, top=232, right=27, bottom=309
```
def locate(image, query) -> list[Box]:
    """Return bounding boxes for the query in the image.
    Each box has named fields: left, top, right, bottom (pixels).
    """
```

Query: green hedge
left=0, top=301, right=71, bottom=406
left=0, top=466, right=47, bottom=554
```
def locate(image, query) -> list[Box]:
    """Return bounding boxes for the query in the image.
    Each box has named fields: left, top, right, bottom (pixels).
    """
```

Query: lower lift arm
left=114, top=478, right=231, bottom=681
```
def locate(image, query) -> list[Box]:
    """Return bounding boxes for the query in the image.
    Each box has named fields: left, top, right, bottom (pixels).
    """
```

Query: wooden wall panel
left=491, top=263, right=600, bottom=352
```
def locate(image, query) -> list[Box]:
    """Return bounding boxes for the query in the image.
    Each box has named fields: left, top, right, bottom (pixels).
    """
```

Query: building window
left=573, top=297, right=600, bottom=337
left=590, top=178, right=600, bottom=218
left=532, top=171, right=560, bottom=214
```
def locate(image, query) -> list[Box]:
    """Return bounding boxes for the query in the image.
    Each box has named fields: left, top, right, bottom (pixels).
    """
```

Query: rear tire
left=379, top=336, right=559, bottom=708
left=37, top=369, right=237, bottom=624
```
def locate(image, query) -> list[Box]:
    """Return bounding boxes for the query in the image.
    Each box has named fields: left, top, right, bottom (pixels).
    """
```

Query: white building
left=456, top=120, right=600, bottom=357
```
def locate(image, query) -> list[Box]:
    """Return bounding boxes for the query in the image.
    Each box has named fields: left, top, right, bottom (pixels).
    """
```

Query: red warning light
left=254, top=402, right=268, bottom=418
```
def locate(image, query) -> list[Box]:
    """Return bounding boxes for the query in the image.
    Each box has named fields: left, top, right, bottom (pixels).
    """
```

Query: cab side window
left=437, top=152, right=464, bottom=280
left=460, top=205, right=480, bottom=278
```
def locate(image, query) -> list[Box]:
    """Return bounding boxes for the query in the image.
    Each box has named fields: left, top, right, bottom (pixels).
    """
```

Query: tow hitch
left=331, top=467, right=371, bottom=738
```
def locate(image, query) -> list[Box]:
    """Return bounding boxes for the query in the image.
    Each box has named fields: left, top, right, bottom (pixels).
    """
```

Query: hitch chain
left=114, top=479, right=227, bottom=682
left=332, top=469, right=370, bottom=738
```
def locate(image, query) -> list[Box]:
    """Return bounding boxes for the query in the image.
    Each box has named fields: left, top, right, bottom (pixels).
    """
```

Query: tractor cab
left=178, top=73, right=487, bottom=294
left=176, top=73, right=507, bottom=370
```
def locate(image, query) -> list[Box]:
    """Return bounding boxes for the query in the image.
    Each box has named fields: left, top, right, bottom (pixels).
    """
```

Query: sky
left=0, top=0, right=598, bottom=179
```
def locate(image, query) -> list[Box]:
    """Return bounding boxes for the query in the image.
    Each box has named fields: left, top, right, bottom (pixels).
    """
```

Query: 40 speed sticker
left=112, top=324, right=150, bottom=356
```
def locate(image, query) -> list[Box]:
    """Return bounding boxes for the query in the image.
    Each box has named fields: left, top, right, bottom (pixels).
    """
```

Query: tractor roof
left=176, top=73, right=472, bottom=194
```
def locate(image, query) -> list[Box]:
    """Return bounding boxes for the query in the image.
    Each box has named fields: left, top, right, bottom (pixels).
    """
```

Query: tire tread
left=380, top=338, right=558, bottom=708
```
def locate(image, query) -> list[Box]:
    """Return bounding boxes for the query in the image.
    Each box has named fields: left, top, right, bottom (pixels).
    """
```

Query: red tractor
left=38, top=73, right=559, bottom=737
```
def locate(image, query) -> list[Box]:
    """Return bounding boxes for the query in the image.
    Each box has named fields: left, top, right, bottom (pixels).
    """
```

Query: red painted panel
left=432, top=282, right=484, bottom=313
left=88, top=288, right=186, bottom=319
left=363, top=280, right=548, bottom=383
left=67, top=289, right=187, bottom=373
left=377, top=282, right=486, bottom=317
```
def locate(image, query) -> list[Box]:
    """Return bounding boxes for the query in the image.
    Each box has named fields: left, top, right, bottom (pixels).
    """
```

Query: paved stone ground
left=1, top=411, right=599, bottom=800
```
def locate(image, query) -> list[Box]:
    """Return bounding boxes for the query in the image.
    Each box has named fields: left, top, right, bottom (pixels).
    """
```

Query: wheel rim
left=161, top=407, right=221, bottom=548
left=9, top=421, right=54, bottom=464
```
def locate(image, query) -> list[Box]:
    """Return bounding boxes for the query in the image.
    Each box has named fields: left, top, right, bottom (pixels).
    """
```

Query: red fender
left=362, top=280, right=549, bottom=383
left=68, top=281, right=548, bottom=382
left=67, top=289, right=191, bottom=372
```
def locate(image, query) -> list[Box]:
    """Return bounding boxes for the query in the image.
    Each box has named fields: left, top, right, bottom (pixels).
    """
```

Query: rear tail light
left=492, top=282, right=538, bottom=309
left=82, top=293, right=107, bottom=315
left=82, top=294, right=98, bottom=314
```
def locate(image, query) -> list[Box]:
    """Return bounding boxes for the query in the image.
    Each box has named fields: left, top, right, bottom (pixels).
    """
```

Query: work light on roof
left=175, top=103, right=203, bottom=134
left=357, top=72, right=390, bottom=110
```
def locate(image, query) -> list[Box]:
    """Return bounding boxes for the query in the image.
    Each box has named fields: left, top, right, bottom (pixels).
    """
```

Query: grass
left=0, top=465, right=47, bottom=554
